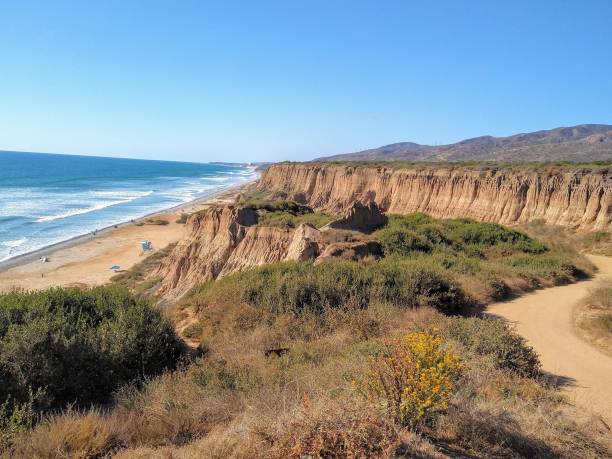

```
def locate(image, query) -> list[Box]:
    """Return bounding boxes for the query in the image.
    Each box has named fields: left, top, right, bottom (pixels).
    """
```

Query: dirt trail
left=488, top=254, right=612, bottom=423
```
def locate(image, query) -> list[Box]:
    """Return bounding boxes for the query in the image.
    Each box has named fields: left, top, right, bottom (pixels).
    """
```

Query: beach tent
left=110, top=265, right=121, bottom=271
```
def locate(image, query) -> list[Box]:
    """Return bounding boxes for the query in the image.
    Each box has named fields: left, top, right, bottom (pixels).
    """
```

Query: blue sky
left=1, top=1, right=611, bottom=163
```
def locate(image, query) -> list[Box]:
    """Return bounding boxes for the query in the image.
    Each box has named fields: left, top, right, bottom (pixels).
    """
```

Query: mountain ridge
left=317, top=124, right=612, bottom=162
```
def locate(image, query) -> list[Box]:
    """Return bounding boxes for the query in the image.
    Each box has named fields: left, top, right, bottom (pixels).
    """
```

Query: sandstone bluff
left=259, top=163, right=611, bottom=231
left=155, top=162, right=610, bottom=296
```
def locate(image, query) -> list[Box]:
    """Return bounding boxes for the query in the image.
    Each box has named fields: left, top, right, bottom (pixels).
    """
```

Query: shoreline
left=0, top=177, right=256, bottom=273
left=0, top=177, right=257, bottom=293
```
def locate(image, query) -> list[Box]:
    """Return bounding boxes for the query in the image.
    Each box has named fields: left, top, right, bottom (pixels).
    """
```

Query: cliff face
left=155, top=206, right=257, bottom=295
left=259, top=163, right=611, bottom=231
left=155, top=206, right=323, bottom=296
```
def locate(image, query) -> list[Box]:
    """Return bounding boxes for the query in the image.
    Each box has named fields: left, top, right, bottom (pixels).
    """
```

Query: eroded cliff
left=155, top=202, right=380, bottom=296
left=155, top=205, right=327, bottom=296
left=258, top=163, right=611, bottom=231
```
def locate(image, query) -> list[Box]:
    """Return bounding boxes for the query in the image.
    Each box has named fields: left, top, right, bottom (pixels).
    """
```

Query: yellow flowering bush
left=363, top=331, right=463, bottom=428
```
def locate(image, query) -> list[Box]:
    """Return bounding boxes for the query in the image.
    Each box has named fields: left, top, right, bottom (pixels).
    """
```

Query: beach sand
left=0, top=182, right=252, bottom=293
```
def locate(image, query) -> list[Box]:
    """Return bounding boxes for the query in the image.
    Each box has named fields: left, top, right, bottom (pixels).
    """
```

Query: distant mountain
left=316, top=124, right=612, bottom=162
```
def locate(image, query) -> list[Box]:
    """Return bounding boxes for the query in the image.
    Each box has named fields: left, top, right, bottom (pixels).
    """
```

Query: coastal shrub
left=268, top=405, right=399, bottom=458
left=501, top=253, right=582, bottom=283
left=145, top=218, right=169, bottom=225
left=256, top=208, right=333, bottom=228
left=0, top=389, right=40, bottom=450
left=362, top=332, right=463, bottom=428
left=435, top=316, right=541, bottom=377
left=111, top=242, right=175, bottom=290
left=11, top=299, right=611, bottom=457
left=189, top=259, right=471, bottom=315
left=175, top=212, right=189, bottom=224
left=377, top=228, right=432, bottom=255
left=370, top=213, right=592, bottom=302
left=444, top=219, right=547, bottom=253
left=0, top=285, right=184, bottom=422
left=247, top=198, right=334, bottom=228
left=586, top=284, right=612, bottom=311
left=575, top=283, right=612, bottom=354
left=375, top=214, right=548, bottom=257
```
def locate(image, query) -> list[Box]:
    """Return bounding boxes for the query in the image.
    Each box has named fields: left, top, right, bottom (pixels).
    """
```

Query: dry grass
left=8, top=301, right=611, bottom=458
left=110, top=242, right=176, bottom=291
left=574, top=280, right=612, bottom=356
left=9, top=410, right=121, bottom=459
left=522, top=220, right=612, bottom=257
left=3, top=217, right=609, bottom=458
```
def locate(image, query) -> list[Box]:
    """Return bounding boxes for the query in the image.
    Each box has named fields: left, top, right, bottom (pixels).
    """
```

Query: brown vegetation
left=7, top=302, right=610, bottom=458
left=574, top=281, right=612, bottom=356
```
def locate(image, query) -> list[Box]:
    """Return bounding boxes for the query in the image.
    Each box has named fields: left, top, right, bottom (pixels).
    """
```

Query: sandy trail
left=488, top=254, right=612, bottom=423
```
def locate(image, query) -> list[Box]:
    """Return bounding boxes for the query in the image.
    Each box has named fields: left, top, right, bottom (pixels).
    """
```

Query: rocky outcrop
left=285, top=223, right=321, bottom=261
left=259, top=163, right=612, bottom=231
left=219, top=226, right=294, bottom=276
left=156, top=207, right=324, bottom=296
left=324, top=201, right=387, bottom=233
left=155, top=206, right=256, bottom=295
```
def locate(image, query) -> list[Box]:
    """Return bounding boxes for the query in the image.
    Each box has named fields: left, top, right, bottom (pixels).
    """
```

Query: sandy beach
left=0, top=181, right=253, bottom=294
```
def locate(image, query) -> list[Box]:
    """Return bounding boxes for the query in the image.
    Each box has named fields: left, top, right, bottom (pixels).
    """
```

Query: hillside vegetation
left=2, top=213, right=608, bottom=458
left=317, top=124, right=612, bottom=162
left=0, top=286, right=184, bottom=448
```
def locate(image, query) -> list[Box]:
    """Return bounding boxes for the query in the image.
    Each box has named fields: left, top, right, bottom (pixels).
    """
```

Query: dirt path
left=488, top=254, right=612, bottom=423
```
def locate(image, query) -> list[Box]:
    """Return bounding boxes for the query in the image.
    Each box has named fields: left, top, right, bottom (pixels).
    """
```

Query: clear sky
left=1, top=0, right=611, bottom=163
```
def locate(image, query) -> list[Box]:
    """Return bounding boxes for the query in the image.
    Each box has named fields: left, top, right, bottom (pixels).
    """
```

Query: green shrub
left=0, top=389, right=41, bottom=450
left=501, top=254, right=581, bottom=282
left=435, top=316, right=541, bottom=377
left=377, top=228, right=432, bottom=255
left=0, top=285, right=184, bottom=422
left=256, top=209, right=333, bottom=229
left=145, top=218, right=170, bottom=225
left=188, top=258, right=471, bottom=316
left=375, top=214, right=547, bottom=258
left=444, top=219, right=547, bottom=253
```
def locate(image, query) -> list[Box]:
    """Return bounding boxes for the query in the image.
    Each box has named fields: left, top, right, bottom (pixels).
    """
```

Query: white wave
left=36, top=200, right=129, bottom=223
left=91, top=190, right=153, bottom=198
left=207, top=176, right=231, bottom=182
left=35, top=190, right=155, bottom=223
left=2, top=237, right=27, bottom=248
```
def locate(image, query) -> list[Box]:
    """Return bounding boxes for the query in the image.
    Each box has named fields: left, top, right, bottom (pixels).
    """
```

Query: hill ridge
left=317, top=124, right=612, bottom=162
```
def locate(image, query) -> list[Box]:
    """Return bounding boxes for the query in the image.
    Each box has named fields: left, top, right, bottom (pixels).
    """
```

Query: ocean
left=0, top=151, right=256, bottom=262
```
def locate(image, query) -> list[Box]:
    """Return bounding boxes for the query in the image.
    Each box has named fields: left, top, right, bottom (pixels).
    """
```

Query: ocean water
left=0, top=151, right=256, bottom=262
